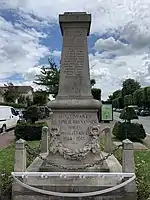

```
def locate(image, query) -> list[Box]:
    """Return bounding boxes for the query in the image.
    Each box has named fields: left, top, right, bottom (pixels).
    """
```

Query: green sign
left=101, top=104, right=113, bottom=121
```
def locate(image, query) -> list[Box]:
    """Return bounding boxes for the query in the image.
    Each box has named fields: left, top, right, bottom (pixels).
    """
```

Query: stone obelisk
left=41, top=12, right=102, bottom=171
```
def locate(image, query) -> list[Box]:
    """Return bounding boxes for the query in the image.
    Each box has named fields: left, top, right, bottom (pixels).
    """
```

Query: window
left=11, top=108, right=17, bottom=116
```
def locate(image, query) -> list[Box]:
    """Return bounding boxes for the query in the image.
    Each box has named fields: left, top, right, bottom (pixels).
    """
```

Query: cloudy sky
left=0, top=0, right=150, bottom=100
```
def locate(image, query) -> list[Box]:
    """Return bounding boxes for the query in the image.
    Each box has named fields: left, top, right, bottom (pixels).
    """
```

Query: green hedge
left=0, top=102, right=26, bottom=108
left=112, top=121, right=146, bottom=141
left=14, top=122, right=47, bottom=141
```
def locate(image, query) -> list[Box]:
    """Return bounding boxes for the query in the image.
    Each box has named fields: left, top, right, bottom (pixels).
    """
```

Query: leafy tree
left=25, top=105, right=40, bottom=123
left=18, top=95, right=26, bottom=104
left=122, top=78, right=141, bottom=96
left=133, top=88, right=144, bottom=107
left=26, top=96, right=33, bottom=107
left=34, top=58, right=60, bottom=98
left=91, top=88, right=101, bottom=100
left=108, top=90, right=121, bottom=103
left=119, top=107, right=138, bottom=123
left=124, top=94, right=133, bottom=107
left=143, top=86, right=150, bottom=109
left=3, top=82, right=19, bottom=103
left=112, top=90, right=121, bottom=99
left=90, top=79, right=96, bottom=87
left=113, top=107, right=146, bottom=141
left=33, top=91, right=47, bottom=105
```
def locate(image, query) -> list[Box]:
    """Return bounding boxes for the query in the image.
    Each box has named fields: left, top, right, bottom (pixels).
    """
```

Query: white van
left=0, top=106, right=20, bottom=134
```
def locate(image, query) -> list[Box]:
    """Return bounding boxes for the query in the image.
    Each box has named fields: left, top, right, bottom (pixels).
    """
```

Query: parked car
left=140, top=110, right=150, bottom=116
left=17, top=110, right=26, bottom=123
left=135, top=109, right=140, bottom=115
left=0, top=105, right=20, bottom=133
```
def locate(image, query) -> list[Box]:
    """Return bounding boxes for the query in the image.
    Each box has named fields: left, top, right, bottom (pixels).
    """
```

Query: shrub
left=25, top=105, right=40, bottom=123
left=0, top=102, right=26, bottom=108
left=119, top=106, right=138, bottom=123
left=14, top=122, right=47, bottom=141
left=112, top=122, right=146, bottom=141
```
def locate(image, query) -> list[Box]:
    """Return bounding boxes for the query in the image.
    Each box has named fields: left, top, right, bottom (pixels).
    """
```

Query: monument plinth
left=42, top=12, right=103, bottom=171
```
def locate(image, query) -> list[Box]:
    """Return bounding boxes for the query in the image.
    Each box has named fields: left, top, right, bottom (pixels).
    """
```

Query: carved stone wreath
left=49, top=126, right=101, bottom=161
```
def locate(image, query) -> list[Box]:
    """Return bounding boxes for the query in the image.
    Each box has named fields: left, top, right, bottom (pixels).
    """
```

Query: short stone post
left=122, top=139, right=137, bottom=193
left=41, top=126, right=49, bottom=153
left=12, top=139, right=26, bottom=199
left=14, top=139, right=26, bottom=172
left=104, top=127, right=113, bottom=153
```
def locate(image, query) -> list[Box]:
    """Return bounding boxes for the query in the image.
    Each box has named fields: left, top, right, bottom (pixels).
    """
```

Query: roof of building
left=0, top=86, right=33, bottom=94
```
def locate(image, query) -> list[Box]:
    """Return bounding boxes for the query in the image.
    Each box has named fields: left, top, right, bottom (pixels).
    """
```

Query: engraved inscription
left=64, top=28, right=86, bottom=37
left=52, top=113, right=98, bottom=148
left=63, top=47, right=85, bottom=77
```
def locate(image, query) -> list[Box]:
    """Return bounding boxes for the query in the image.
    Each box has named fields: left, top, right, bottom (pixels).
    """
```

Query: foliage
left=124, top=94, right=133, bottom=106
left=2, top=82, right=19, bottom=103
left=122, top=78, right=141, bottom=96
left=112, top=97, right=124, bottom=109
left=143, top=86, right=150, bottom=109
left=91, top=88, right=101, bottom=100
left=108, top=89, right=121, bottom=103
left=0, top=102, right=26, bottom=108
left=14, top=122, right=46, bottom=141
left=33, top=91, right=47, bottom=105
left=0, top=141, right=40, bottom=197
left=134, top=150, right=150, bottom=200
left=90, top=79, right=96, bottom=87
left=18, top=95, right=26, bottom=104
left=114, top=149, right=150, bottom=200
left=26, top=96, right=33, bottom=107
left=133, top=88, right=144, bottom=107
left=25, top=105, right=40, bottom=123
left=112, top=121, right=146, bottom=141
left=34, top=58, right=60, bottom=98
left=119, top=107, right=138, bottom=122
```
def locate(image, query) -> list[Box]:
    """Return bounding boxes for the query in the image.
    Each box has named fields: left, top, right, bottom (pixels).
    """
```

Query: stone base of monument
left=39, top=152, right=109, bottom=172
left=12, top=171, right=137, bottom=200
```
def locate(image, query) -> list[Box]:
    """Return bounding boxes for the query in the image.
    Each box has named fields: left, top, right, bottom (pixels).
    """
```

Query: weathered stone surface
left=47, top=12, right=101, bottom=164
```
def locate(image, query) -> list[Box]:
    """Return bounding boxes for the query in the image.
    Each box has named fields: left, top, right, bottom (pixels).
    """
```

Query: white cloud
left=90, top=51, right=150, bottom=100
left=1, top=0, right=150, bottom=34
left=94, top=37, right=127, bottom=51
left=1, top=0, right=150, bottom=99
left=0, top=15, right=50, bottom=80
left=50, top=50, right=61, bottom=58
left=23, top=67, right=41, bottom=81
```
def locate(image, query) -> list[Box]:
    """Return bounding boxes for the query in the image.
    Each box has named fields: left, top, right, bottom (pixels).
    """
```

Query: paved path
left=0, top=130, right=15, bottom=149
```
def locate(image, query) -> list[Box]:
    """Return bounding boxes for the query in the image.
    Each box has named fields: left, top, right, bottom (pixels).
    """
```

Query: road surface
left=113, top=112, right=150, bottom=134
left=0, top=130, right=15, bottom=149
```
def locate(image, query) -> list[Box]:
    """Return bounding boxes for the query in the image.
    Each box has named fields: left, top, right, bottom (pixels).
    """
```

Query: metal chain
left=25, top=143, right=122, bottom=171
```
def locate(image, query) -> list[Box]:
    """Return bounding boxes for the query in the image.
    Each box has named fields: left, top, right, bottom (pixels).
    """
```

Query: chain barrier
left=25, top=143, right=122, bottom=171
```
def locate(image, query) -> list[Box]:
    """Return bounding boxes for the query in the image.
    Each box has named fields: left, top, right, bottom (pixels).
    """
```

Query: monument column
left=45, top=12, right=102, bottom=171
left=49, top=12, right=101, bottom=109
left=57, top=12, right=92, bottom=99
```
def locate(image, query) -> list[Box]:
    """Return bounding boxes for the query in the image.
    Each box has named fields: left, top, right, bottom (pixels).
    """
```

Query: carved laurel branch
left=49, top=126, right=101, bottom=161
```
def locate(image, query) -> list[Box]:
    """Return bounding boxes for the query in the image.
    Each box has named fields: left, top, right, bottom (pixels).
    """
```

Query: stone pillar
left=122, top=139, right=137, bottom=193
left=41, top=126, right=49, bottom=153
left=12, top=139, right=26, bottom=199
left=104, top=127, right=113, bottom=153
left=14, top=139, right=26, bottom=172
left=57, top=12, right=92, bottom=100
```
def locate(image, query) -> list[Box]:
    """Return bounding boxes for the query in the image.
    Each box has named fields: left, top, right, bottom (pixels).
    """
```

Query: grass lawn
left=0, top=140, right=40, bottom=196
left=114, top=148, right=150, bottom=200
